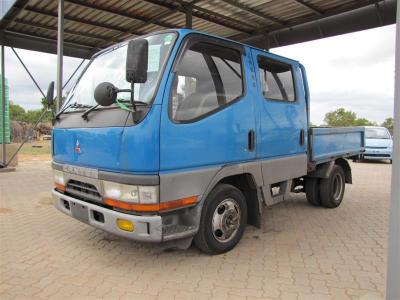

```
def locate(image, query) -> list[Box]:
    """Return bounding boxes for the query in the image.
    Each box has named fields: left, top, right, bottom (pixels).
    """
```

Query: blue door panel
left=250, top=49, right=308, bottom=159
left=160, top=47, right=256, bottom=171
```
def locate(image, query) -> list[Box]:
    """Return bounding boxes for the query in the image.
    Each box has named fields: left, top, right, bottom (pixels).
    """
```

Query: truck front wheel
left=194, top=184, right=247, bottom=254
left=320, top=165, right=345, bottom=208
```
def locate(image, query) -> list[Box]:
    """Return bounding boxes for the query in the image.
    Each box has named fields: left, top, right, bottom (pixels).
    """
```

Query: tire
left=320, top=165, right=345, bottom=208
left=305, top=178, right=321, bottom=206
left=194, top=183, right=247, bottom=255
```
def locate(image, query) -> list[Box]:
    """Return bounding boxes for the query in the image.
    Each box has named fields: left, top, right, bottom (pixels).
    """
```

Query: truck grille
left=66, top=179, right=101, bottom=202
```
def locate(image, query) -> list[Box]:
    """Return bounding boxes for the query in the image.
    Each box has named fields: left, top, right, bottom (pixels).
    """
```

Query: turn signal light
left=54, top=183, right=66, bottom=192
left=104, top=196, right=198, bottom=212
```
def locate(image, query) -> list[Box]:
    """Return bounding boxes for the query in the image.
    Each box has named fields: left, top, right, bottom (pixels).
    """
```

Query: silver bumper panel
left=52, top=189, right=163, bottom=242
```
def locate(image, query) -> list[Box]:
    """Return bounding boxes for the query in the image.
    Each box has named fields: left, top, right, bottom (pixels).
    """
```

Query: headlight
left=102, top=181, right=158, bottom=204
left=53, top=170, right=65, bottom=185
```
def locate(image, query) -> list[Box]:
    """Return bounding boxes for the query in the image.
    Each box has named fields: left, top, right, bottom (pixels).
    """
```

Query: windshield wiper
left=81, top=104, right=99, bottom=121
left=116, top=99, right=149, bottom=106
left=55, top=102, right=92, bottom=120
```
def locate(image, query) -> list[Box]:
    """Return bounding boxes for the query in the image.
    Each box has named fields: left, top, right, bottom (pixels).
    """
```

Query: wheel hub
left=212, top=198, right=241, bottom=243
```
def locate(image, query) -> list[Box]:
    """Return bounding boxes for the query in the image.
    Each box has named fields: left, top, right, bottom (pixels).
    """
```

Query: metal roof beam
left=0, top=30, right=94, bottom=58
left=232, top=0, right=389, bottom=41
left=240, top=0, right=396, bottom=49
left=65, top=0, right=176, bottom=30
left=220, top=0, right=285, bottom=26
left=14, top=19, right=106, bottom=41
left=0, top=0, right=30, bottom=30
left=177, top=0, right=255, bottom=32
left=142, top=0, right=253, bottom=34
left=103, top=0, right=201, bottom=46
left=4, top=29, right=97, bottom=52
left=291, top=0, right=324, bottom=15
left=24, top=7, right=142, bottom=37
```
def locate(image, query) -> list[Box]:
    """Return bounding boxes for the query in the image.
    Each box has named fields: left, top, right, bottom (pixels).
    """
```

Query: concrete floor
left=0, top=160, right=391, bottom=299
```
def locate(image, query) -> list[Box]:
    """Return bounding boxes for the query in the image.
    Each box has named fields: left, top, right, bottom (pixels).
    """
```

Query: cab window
left=171, top=42, right=243, bottom=122
left=257, top=56, right=296, bottom=102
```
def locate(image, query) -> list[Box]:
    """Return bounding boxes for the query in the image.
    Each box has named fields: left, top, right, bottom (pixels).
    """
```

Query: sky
left=3, top=24, right=396, bottom=125
left=272, top=24, right=395, bottom=125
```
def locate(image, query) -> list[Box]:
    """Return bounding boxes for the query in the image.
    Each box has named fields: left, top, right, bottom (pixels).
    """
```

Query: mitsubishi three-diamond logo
left=74, top=140, right=81, bottom=154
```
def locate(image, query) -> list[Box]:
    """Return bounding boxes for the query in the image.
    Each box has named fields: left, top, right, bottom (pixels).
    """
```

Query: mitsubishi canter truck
left=50, top=29, right=364, bottom=254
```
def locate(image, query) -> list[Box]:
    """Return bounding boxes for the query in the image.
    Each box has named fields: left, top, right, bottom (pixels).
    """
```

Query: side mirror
left=126, top=39, right=148, bottom=83
left=94, top=82, right=117, bottom=106
left=46, top=81, right=54, bottom=107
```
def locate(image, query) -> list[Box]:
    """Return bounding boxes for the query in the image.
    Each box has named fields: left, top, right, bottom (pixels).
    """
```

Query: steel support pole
left=11, top=48, right=46, bottom=99
left=387, top=0, right=400, bottom=299
left=1, top=45, right=5, bottom=166
left=63, top=58, right=85, bottom=90
left=56, top=0, right=64, bottom=112
left=185, top=5, right=192, bottom=29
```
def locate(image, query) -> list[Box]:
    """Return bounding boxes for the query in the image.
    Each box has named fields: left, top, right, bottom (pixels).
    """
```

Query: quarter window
left=171, top=42, right=243, bottom=122
left=257, top=56, right=295, bottom=102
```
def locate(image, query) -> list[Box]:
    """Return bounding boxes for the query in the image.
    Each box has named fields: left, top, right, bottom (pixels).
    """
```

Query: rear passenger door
left=251, top=49, right=308, bottom=160
left=160, top=36, right=256, bottom=171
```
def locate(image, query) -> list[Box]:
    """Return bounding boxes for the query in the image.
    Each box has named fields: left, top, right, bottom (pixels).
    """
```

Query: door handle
left=299, top=129, right=305, bottom=146
left=248, top=130, right=255, bottom=152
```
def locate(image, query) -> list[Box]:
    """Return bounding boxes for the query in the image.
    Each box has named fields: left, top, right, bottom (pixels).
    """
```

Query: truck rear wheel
left=320, top=165, right=345, bottom=208
left=194, top=184, right=247, bottom=255
left=305, top=178, right=321, bottom=206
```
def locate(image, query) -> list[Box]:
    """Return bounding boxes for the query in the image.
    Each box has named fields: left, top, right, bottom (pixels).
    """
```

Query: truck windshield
left=62, top=32, right=177, bottom=111
left=365, top=128, right=391, bottom=139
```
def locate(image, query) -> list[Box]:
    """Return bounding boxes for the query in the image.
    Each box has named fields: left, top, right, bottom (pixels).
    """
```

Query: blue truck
left=50, top=29, right=364, bottom=254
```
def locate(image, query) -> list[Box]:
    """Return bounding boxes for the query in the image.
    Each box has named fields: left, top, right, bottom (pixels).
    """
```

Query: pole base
left=0, top=166, right=16, bottom=172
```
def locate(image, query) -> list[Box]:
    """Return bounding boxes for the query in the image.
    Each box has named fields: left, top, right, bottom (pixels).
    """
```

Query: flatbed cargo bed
left=309, top=127, right=365, bottom=164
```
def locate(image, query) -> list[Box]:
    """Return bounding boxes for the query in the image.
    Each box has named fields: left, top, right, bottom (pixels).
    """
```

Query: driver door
left=159, top=35, right=256, bottom=171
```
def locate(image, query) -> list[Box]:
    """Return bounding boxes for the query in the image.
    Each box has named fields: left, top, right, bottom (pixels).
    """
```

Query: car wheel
left=194, top=184, right=247, bottom=255
left=305, top=178, right=321, bottom=206
left=320, top=165, right=345, bottom=208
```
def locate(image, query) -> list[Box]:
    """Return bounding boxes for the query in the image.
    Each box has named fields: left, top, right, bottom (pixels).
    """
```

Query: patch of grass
left=19, top=140, right=51, bottom=156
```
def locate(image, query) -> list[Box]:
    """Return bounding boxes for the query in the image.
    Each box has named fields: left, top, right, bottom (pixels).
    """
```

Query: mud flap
left=247, top=188, right=262, bottom=228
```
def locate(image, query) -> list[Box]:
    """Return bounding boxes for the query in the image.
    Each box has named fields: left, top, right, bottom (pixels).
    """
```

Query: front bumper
left=53, top=189, right=199, bottom=242
left=363, top=150, right=392, bottom=160
left=53, top=189, right=163, bottom=242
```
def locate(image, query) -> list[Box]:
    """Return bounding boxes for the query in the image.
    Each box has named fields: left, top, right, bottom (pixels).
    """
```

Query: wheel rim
left=212, top=198, right=241, bottom=243
left=332, top=173, right=344, bottom=201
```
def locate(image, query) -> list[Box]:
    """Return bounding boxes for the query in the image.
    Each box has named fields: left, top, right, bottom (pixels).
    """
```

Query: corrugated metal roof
left=0, top=0, right=396, bottom=58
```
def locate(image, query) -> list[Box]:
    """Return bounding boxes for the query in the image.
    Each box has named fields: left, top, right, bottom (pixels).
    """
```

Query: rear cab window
left=257, top=56, right=296, bottom=102
left=170, top=40, right=244, bottom=122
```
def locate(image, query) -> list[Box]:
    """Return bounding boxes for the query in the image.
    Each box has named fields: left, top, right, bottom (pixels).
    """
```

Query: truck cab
left=52, top=29, right=364, bottom=254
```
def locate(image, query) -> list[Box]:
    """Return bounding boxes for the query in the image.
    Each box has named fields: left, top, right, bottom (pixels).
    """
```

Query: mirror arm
left=130, top=82, right=136, bottom=112
left=113, top=86, right=137, bottom=114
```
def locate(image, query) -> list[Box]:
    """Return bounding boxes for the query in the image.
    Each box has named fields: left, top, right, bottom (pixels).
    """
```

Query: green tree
left=354, top=118, right=377, bottom=126
left=324, top=108, right=376, bottom=127
left=9, top=99, right=53, bottom=124
left=381, top=117, right=394, bottom=134
left=24, top=110, right=45, bottom=123
left=9, top=101, right=26, bottom=121
left=324, top=108, right=357, bottom=127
